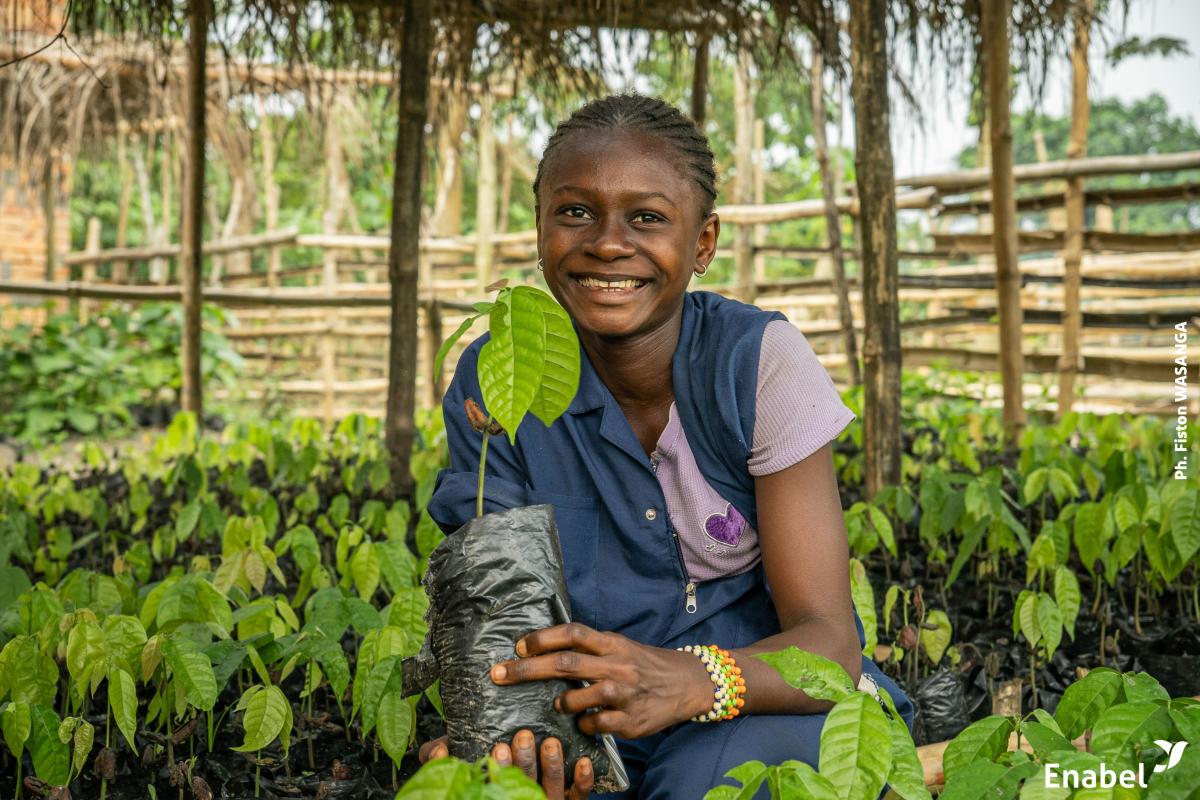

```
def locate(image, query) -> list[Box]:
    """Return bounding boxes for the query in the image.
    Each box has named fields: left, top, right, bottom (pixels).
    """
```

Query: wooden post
left=115, top=124, right=132, bottom=284
left=475, top=91, right=497, bottom=291
left=497, top=112, right=515, bottom=236
left=1057, top=0, right=1091, bottom=418
left=849, top=0, right=902, bottom=498
left=179, top=0, right=208, bottom=421
left=691, top=35, right=710, bottom=126
left=431, top=90, right=467, bottom=237
left=752, top=119, right=767, bottom=283
left=160, top=119, right=174, bottom=286
left=81, top=217, right=101, bottom=323
left=811, top=43, right=862, bottom=387
left=385, top=0, right=432, bottom=498
left=984, top=0, right=1026, bottom=442
left=321, top=97, right=345, bottom=429
left=733, top=49, right=755, bottom=302
left=256, top=95, right=281, bottom=370
left=426, top=299, right=444, bottom=407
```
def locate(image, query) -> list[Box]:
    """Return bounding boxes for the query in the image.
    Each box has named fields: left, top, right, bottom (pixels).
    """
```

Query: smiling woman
left=426, top=94, right=914, bottom=800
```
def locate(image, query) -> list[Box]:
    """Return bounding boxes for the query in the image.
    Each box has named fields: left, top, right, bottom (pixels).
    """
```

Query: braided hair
left=533, top=94, right=718, bottom=222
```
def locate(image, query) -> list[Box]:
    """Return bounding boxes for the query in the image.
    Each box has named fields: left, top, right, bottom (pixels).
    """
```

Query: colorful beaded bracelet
left=677, top=644, right=746, bottom=722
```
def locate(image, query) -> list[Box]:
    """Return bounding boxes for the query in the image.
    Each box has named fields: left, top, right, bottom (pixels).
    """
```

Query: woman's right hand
left=418, top=730, right=593, bottom=800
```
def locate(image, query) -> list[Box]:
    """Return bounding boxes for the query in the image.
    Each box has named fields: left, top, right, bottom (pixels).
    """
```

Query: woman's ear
left=695, top=212, right=720, bottom=271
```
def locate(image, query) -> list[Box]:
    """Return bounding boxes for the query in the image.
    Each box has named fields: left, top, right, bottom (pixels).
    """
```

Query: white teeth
left=577, top=276, right=647, bottom=291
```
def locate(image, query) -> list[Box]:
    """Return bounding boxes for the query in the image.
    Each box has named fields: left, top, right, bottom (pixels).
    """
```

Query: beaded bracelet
left=677, top=644, right=746, bottom=722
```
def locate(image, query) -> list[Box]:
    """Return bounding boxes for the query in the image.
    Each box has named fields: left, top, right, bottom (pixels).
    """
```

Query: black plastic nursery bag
left=402, top=504, right=629, bottom=793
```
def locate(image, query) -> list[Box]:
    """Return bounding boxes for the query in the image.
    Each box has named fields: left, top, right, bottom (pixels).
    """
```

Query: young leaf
left=1089, top=702, right=1174, bottom=758
left=941, top=716, right=1015, bottom=780
left=755, top=647, right=855, bottom=703
left=394, top=758, right=473, bottom=798
left=478, top=288, right=546, bottom=443
left=919, top=610, right=952, bottom=665
left=0, top=701, right=31, bottom=759
left=849, top=559, right=878, bottom=658
left=1053, top=567, right=1081, bottom=640
left=234, top=685, right=290, bottom=753
left=1019, top=721, right=1073, bottom=758
left=162, top=637, right=218, bottom=712
left=884, top=719, right=932, bottom=800
left=773, top=761, right=840, bottom=800
left=109, top=667, right=140, bottom=751
left=29, top=704, right=69, bottom=786
left=1054, top=668, right=1122, bottom=739
left=525, top=288, right=580, bottom=427
left=377, top=691, right=415, bottom=768
left=818, top=693, right=892, bottom=800
left=1035, top=594, right=1063, bottom=659
left=432, top=312, right=486, bottom=381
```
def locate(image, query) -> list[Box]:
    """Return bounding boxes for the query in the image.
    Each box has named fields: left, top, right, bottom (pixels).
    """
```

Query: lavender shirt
left=650, top=320, right=856, bottom=582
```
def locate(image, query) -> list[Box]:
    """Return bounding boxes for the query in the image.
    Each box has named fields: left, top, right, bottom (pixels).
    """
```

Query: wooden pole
left=322, top=89, right=346, bottom=429
left=1057, top=0, right=1092, bottom=418
left=733, top=49, right=755, bottom=302
left=984, top=0, right=1027, bottom=442
left=811, top=43, right=861, bottom=387
left=179, top=0, right=208, bottom=420
left=426, top=298, right=444, bottom=407
left=849, top=0, right=902, bottom=498
left=81, top=217, right=101, bottom=323
left=385, top=0, right=432, bottom=498
left=43, top=147, right=58, bottom=286
left=691, top=35, right=710, bottom=126
left=753, top=119, right=767, bottom=284
left=475, top=91, right=497, bottom=291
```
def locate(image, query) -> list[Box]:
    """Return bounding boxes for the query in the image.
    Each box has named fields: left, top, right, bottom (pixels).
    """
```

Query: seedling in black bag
left=410, top=281, right=630, bottom=792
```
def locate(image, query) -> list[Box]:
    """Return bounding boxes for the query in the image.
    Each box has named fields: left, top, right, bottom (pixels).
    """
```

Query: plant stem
left=476, top=421, right=493, bottom=518
left=255, top=754, right=262, bottom=798
left=15, top=753, right=22, bottom=800
left=100, top=703, right=110, bottom=800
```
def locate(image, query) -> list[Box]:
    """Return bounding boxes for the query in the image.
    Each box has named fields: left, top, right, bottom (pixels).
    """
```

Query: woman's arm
left=729, top=441, right=863, bottom=714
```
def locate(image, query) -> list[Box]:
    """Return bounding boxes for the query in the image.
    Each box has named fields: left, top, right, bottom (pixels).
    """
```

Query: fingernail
left=546, top=740, right=560, bottom=756
left=492, top=664, right=506, bottom=681
left=554, top=697, right=562, bottom=712
left=581, top=761, right=591, bottom=777
left=517, top=730, right=533, bottom=748
left=515, top=639, right=528, bottom=657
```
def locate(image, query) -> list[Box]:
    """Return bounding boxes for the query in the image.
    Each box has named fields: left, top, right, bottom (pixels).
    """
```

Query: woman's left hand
left=490, top=622, right=715, bottom=739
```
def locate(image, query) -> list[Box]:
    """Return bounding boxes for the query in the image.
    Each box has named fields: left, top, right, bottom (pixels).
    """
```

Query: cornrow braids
left=533, top=93, right=718, bottom=221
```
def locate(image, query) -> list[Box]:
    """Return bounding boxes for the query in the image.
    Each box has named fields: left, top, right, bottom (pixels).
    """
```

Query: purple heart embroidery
left=704, top=504, right=746, bottom=547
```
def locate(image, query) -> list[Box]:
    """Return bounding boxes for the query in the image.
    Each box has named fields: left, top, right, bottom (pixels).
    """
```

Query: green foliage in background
left=0, top=302, right=243, bottom=444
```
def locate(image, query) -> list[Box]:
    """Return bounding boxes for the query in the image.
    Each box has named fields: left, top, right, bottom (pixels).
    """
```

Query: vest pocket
left=527, top=490, right=601, bottom=630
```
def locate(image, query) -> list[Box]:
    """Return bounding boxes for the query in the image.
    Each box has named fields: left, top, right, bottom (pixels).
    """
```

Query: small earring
left=695, top=263, right=708, bottom=277
left=537, top=258, right=545, bottom=272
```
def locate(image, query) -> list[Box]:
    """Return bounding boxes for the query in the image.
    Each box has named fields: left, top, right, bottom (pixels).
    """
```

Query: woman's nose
left=584, top=214, right=636, bottom=261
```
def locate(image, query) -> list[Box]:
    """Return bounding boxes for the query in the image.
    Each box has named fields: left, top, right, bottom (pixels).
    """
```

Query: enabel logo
left=1045, top=741, right=1190, bottom=789
left=1153, top=740, right=1188, bottom=773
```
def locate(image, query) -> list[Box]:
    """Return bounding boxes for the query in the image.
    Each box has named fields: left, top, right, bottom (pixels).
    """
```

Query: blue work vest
left=428, top=290, right=877, bottom=653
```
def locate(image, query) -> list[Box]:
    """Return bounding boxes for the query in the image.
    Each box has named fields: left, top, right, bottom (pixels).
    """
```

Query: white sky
left=890, top=0, right=1200, bottom=176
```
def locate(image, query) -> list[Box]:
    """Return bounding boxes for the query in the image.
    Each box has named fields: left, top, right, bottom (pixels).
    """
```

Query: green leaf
left=297, top=635, right=351, bottom=700
left=1020, top=721, right=1074, bottom=758
left=755, top=647, right=854, bottom=703
left=395, top=757, right=473, bottom=798
left=377, top=691, right=415, bottom=768
left=525, top=288, right=580, bottom=427
left=29, top=704, right=69, bottom=786
left=1017, top=591, right=1042, bottom=647
left=1036, top=594, right=1063, bottom=658
left=715, top=760, right=768, bottom=800
left=432, top=312, right=485, bottom=380
left=920, top=610, right=952, bottom=665
left=942, top=716, right=1015, bottom=780
left=849, top=559, right=877, bottom=658
left=867, top=505, right=896, bottom=556
left=1017, top=764, right=1071, bottom=800
left=1053, top=567, right=1081, bottom=640
left=361, top=655, right=403, bottom=736
left=349, top=540, right=381, bottom=600
left=773, top=761, right=839, bottom=800
left=946, top=518, right=987, bottom=589
left=176, top=499, right=202, bottom=542
left=939, top=760, right=1038, bottom=800
left=885, top=718, right=933, bottom=800
left=234, top=685, right=290, bottom=753
left=1026, top=535, right=1057, bottom=584
left=60, top=716, right=93, bottom=781
left=1024, top=468, right=1048, bottom=505
left=1089, top=702, right=1174, bottom=758
left=162, top=637, right=218, bottom=712
left=1073, top=503, right=1108, bottom=576
left=377, top=540, right=418, bottom=592
left=0, top=701, right=31, bottom=759
left=66, top=408, right=98, bottom=434
left=478, top=288, right=545, bottom=443
left=818, top=693, right=892, bottom=800
left=109, top=667, right=139, bottom=751
left=1121, top=672, right=1170, bottom=706
left=1055, top=668, right=1123, bottom=739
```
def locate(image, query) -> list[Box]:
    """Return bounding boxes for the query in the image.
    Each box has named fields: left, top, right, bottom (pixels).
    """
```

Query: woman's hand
left=418, top=730, right=593, bottom=800
left=490, top=622, right=715, bottom=739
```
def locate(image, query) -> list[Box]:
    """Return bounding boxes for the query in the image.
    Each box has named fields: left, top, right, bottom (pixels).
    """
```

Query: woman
left=424, top=94, right=914, bottom=799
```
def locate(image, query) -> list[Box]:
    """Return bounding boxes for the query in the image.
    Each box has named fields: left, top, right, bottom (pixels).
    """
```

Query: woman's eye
left=633, top=212, right=665, bottom=224
left=561, top=206, right=591, bottom=219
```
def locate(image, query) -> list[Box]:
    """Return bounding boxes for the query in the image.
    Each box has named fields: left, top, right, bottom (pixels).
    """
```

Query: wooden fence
left=2, top=150, right=1198, bottom=424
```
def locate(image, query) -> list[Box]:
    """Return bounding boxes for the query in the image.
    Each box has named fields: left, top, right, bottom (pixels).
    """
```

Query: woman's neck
left=578, top=304, right=682, bottom=409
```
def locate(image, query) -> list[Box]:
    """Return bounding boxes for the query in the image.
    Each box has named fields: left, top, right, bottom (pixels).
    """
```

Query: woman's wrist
left=673, top=648, right=723, bottom=721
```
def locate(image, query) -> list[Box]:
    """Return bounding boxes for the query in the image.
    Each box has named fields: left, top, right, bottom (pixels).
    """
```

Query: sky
left=890, top=0, right=1200, bottom=176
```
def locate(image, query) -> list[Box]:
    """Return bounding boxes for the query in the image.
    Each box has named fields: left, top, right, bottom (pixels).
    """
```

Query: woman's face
left=536, top=129, right=719, bottom=341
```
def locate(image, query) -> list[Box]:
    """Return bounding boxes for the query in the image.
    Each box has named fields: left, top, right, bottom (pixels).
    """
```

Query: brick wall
left=0, top=159, right=71, bottom=327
